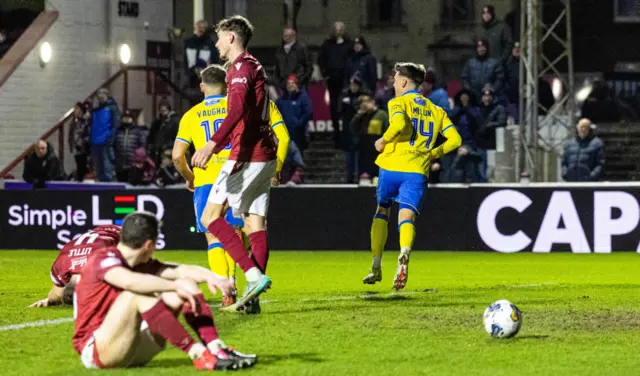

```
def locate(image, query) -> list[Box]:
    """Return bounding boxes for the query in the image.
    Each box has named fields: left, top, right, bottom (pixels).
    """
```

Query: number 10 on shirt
left=200, top=119, right=231, bottom=150
left=410, top=117, right=434, bottom=147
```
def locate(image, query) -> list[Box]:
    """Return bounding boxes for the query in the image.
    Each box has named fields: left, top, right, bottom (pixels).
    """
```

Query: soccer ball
left=483, top=300, right=522, bottom=338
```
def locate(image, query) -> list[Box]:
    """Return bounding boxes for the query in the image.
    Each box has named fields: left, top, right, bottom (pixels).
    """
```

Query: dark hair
left=216, top=15, right=254, bottom=47
left=394, top=62, right=426, bottom=87
left=63, top=281, right=76, bottom=305
left=200, top=64, right=227, bottom=86
left=120, top=212, right=159, bottom=249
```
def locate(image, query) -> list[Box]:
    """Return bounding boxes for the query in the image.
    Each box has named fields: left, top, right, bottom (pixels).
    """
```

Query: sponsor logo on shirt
left=232, top=77, right=247, bottom=84
left=100, top=257, right=121, bottom=269
left=413, top=97, right=426, bottom=106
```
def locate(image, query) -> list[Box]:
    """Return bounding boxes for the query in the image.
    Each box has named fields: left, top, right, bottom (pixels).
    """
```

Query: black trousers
left=74, top=154, right=88, bottom=182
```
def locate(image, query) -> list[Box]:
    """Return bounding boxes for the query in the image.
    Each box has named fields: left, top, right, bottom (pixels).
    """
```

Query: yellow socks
left=207, top=242, right=229, bottom=278
left=370, top=213, right=389, bottom=268
left=399, top=220, right=415, bottom=253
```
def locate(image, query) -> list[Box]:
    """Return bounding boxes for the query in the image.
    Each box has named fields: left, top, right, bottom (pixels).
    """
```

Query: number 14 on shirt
left=410, top=117, right=434, bottom=147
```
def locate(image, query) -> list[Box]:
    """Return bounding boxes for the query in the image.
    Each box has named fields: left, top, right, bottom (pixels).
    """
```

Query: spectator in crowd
left=440, top=89, right=482, bottom=183
left=114, top=110, right=147, bottom=183
left=350, top=95, right=388, bottom=183
left=184, top=20, right=217, bottom=91
left=68, top=101, right=92, bottom=181
left=23, top=140, right=65, bottom=188
left=477, top=87, right=506, bottom=182
left=155, top=149, right=182, bottom=187
left=342, top=76, right=368, bottom=183
left=128, top=148, right=156, bottom=186
left=275, top=27, right=313, bottom=89
left=581, top=80, right=622, bottom=123
left=148, top=102, right=180, bottom=167
left=0, top=29, right=10, bottom=59
left=91, top=87, right=120, bottom=182
left=561, top=118, right=604, bottom=182
left=375, top=71, right=395, bottom=110
left=462, top=39, right=504, bottom=104
left=420, top=70, right=450, bottom=112
left=475, top=5, right=513, bottom=63
left=318, top=21, right=353, bottom=148
left=276, top=75, right=312, bottom=153
left=345, top=36, right=377, bottom=94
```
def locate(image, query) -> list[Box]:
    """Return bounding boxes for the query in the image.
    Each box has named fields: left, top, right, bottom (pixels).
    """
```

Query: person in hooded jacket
left=476, top=87, right=506, bottom=182
left=114, top=110, right=147, bottom=183
left=462, top=39, right=505, bottom=102
left=561, top=118, right=604, bottom=182
left=345, top=36, right=377, bottom=94
left=148, top=102, right=180, bottom=167
left=474, top=5, right=513, bottom=63
left=128, top=148, right=156, bottom=186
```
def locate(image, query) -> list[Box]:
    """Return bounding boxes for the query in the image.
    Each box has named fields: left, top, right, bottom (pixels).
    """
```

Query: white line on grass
left=0, top=284, right=553, bottom=332
left=0, top=317, right=74, bottom=332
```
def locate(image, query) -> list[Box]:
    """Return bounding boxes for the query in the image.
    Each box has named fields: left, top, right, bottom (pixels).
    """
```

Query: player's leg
left=194, top=185, right=230, bottom=280
left=392, top=173, right=427, bottom=290
left=201, top=166, right=261, bottom=276
left=222, top=161, right=276, bottom=313
left=363, top=169, right=395, bottom=284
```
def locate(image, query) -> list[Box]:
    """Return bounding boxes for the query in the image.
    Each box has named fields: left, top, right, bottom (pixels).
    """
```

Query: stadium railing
left=0, top=66, right=192, bottom=179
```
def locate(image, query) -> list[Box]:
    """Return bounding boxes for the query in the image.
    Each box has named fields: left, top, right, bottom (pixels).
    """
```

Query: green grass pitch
left=1, top=250, right=640, bottom=375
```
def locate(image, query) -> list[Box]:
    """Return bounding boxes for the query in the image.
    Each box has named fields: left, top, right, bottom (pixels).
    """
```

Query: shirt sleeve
left=270, top=101, right=290, bottom=173
left=95, top=254, right=124, bottom=282
left=175, top=113, right=192, bottom=145
left=211, top=64, right=250, bottom=149
left=382, top=99, right=409, bottom=142
left=50, top=262, right=66, bottom=288
left=432, top=110, right=461, bottom=159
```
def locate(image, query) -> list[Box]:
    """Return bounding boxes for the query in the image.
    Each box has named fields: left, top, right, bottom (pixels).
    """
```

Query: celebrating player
left=73, top=211, right=256, bottom=370
left=363, top=62, right=461, bottom=290
left=30, top=225, right=121, bottom=307
left=191, top=16, right=277, bottom=312
left=172, top=63, right=289, bottom=311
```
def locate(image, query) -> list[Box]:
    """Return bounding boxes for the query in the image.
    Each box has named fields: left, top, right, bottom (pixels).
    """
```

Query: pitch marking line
left=0, top=284, right=555, bottom=331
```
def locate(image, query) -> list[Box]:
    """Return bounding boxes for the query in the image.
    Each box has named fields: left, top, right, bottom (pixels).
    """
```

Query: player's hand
left=174, top=278, right=200, bottom=315
left=374, top=137, right=386, bottom=153
left=186, top=179, right=195, bottom=192
left=206, top=275, right=235, bottom=297
left=431, top=162, right=441, bottom=172
left=271, top=172, right=281, bottom=187
left=458, top=146, right=469, bottom=156
left=29, top=298, right=49, bottom=308
left=191, top=141, right=216, bottom=169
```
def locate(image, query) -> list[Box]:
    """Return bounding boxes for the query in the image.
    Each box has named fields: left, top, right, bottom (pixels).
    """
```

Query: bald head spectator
left=23, top=140, right=66, bottom=188
left=275, top=27, right=313, bottom=89
left=184, top=20, right=218, bottom=91
left=475, top=5, right=513, bottom=63
left=561, top=118, right=605, bottom=182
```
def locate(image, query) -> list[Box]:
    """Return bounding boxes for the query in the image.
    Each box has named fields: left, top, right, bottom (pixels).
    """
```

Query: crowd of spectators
left=20, top=6, right=616, bottom=187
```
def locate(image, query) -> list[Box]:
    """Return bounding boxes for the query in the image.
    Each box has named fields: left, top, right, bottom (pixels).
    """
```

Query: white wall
left=0, top=0, right=173, bottom=175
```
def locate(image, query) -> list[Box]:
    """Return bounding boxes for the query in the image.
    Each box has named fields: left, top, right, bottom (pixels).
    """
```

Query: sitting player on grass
left=363, top=63, right=461, bottom=290
left=73, top=211, right=256, bottom=370
left=30, top=225, right=121, bottom=307
left=172, top=63, right=289, bottom=313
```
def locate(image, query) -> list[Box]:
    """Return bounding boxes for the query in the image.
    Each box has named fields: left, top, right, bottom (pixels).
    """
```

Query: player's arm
left=173, top=116, right=195, bottom=190
left=210, top=67, right=250, bottom=150
left=104, top=266, right=179, bottom=294
left=156, top=263, right=234, bottom=297
left=270, top=101, right=290, bottom=173
left=431, top=113, right=462, bottom=159
left=30, top=284, right=64, bottom=307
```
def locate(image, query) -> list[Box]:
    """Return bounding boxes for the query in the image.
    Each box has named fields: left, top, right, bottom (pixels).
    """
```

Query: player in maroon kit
left=30, top=225, right=121, bottom=308
left=191, top=15, right=276, bottom=314
left=73, top=212, right=256, bottom=371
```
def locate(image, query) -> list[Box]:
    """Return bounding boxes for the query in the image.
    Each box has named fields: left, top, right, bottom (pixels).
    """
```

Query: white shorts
left=81, top=321, right=165, bottom=369
left=208, top=160, right=276, bottom=217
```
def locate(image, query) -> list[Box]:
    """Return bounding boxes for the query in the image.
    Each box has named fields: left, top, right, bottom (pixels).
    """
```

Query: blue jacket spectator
left=462, top=39, right=504, bottom=102
left=91, top=88, right=120, bottom=182
left=420, top=71, right=451, bottom=114
left=276, top=75, right=312, bottom=151
left=345, top=36, right=377, bottom=94
left=562, top=118, right=605, bottom=182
